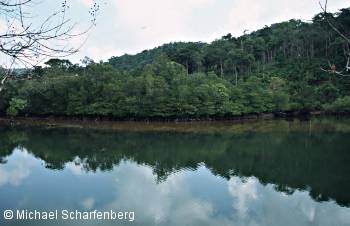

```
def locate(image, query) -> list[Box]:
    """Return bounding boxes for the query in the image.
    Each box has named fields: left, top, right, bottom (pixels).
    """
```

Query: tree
left=45, top=59, right=73, bottom=70
left=172, top=43, right=203, bottom=75
left=319, top=0, right=350, bottom=76
left=268, top=77, right=290, bottom=111
left=204, top=40, right=230, bottom=77
left=81, top=56, right=95, bottom=66
left=1, top=4, right=350, bottom=118
left=0, top=0, right=99, bottom=91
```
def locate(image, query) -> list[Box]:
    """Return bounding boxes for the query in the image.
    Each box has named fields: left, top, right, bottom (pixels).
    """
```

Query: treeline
left=0, top=8, right=350, bottom=118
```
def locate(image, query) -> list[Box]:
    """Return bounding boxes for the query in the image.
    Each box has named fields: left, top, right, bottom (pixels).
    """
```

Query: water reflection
left=0, top=118, right=350, bottom=226
left=0, top=149, right=36, bottom=187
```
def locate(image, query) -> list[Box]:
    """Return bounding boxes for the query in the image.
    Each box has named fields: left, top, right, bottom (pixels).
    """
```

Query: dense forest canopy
left=0, top=7, right=350, bottom=119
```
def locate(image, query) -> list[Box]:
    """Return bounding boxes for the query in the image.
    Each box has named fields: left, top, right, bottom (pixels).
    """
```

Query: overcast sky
left=1, top=0, right=350, bottom=65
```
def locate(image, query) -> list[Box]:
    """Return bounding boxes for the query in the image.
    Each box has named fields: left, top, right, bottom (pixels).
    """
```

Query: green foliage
left=1, top=7, right=350, bottom=118
left=323, top=96, right=350, bottom=113
left=6, top=98, right=27, bottom=116
left=268, top=77, right=290, bottom=111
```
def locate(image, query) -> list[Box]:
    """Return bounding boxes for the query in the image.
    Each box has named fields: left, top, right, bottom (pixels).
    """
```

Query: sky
left=1, top=0, right=350, bottom=66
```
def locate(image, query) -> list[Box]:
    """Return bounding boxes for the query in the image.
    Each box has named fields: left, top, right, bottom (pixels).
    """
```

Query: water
left=0, top=118, right=350, bottom=226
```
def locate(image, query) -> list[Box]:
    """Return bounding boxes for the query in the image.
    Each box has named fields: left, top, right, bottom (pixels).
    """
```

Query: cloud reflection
left=0, top=148, right=36, bottom=187
left=99, top=161, right=350, bottom=226
left=103, top=162, right=233, bottom=226
left=227, top=176, right=350, bottom=226
left=1, top=150, right=349, bottom=226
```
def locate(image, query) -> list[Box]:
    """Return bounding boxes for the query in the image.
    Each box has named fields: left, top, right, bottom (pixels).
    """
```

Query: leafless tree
left=0, top=0, right=99, bottom=91
left=319, top=0, right=350, bottom=77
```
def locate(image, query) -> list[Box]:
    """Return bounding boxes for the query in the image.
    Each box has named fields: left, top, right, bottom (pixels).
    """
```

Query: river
left=0, top=117, right=349, bottom=225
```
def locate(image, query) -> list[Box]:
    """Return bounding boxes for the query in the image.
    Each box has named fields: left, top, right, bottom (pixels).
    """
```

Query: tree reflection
left=0, top=122, right=349, bottom=206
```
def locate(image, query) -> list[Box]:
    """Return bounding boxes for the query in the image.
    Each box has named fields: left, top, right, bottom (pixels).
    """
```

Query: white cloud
left=227, top=176, right=350, bottom=226
left=0, top=148, right=36, bottom=187
left=81, top=197, right=95, bottom=210
left=73, top=0, right=349, bottom=62
left=98, top=161, right=350, bottom=226
left=103, top=162, right=233, bottom=226
left=106, top=0, right=222, bottom=54
left=0, top=19, right=7, bottom=33
left=65, top=162, right=83, bottom=176
left=228, top=177, right=259, bottom=217
left=2, top=0, right=350, bottom=64
left=78, top=0, right=94, bottom=8
left=1, top=151, right=350, bottom=226
left=227, top=0, right=350, bottom=36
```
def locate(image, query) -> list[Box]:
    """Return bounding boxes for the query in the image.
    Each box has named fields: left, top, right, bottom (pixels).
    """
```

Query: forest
left=0, top=7, right=350, bottom=119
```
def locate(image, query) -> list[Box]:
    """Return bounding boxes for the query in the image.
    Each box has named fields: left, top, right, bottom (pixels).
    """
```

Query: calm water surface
left=0, top=117, right=350, bottom=226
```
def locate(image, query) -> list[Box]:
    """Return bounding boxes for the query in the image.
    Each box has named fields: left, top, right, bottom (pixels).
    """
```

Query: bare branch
left=0, top=0, right=99, bottom=70
left=319, top=0, right=350, bottom=45
left=0, top=58, right=16, bottom=92
left=319, top=0, right=350, bottom=77
left=320, top=66, right=350, bottom=77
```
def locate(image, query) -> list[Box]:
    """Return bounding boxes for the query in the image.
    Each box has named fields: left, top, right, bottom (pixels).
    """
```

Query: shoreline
left=0, top=111, right=348, bottom=127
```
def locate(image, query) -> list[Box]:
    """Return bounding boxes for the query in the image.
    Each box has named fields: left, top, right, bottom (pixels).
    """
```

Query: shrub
left=6, top=98, right=27, bottom=117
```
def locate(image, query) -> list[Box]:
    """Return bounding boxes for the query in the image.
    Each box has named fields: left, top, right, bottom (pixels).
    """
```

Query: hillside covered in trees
left=0, top=7, right=350, bottom=119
